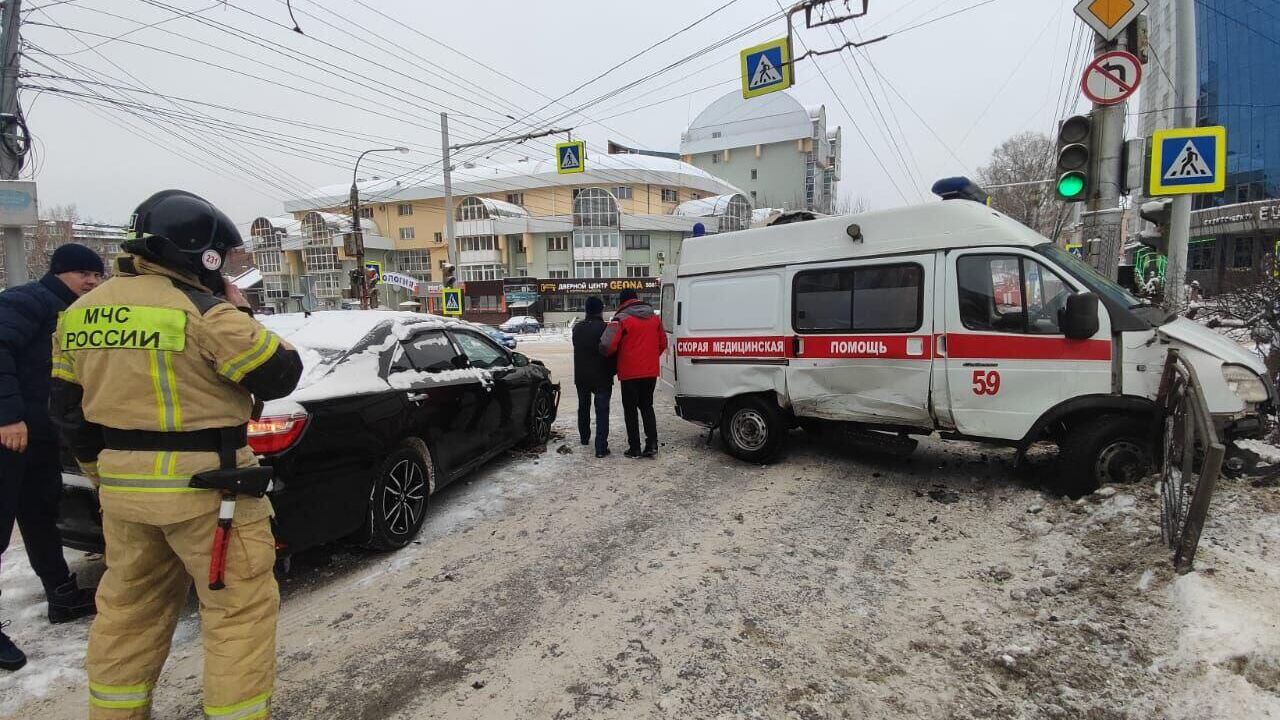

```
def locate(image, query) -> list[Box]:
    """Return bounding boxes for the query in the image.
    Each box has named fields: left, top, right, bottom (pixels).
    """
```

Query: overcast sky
left=21, top=0, right=1097, bottom=226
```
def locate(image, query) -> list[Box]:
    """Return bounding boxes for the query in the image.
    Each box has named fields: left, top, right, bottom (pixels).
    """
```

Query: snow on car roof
left=261, top=310, right=426, bottom=351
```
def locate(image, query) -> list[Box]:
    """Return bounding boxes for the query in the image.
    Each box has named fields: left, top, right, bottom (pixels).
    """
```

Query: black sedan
left=57, top=312, right=559, bottom=556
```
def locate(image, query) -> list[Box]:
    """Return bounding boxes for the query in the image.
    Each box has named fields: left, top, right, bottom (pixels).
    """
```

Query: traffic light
left=1055, top=114, right=1093, bottom=203
left=442, top=261, right=456, bottom=288
left=1138, top=198, right=1173, bottom=254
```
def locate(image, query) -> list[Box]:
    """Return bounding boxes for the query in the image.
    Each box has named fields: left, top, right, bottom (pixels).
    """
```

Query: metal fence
left=1156, top=349, right=1226, bottom=573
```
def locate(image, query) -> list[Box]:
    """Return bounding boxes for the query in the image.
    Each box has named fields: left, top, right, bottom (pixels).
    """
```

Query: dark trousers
left=577, top=384, right=612, bottom=453
left=620, top=378, right=658, bottom=453
left=0, top=438, right=72, bottom=594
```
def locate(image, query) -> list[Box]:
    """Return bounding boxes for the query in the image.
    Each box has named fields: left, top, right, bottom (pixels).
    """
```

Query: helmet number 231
left=971, top=370, right=1001, bottom=396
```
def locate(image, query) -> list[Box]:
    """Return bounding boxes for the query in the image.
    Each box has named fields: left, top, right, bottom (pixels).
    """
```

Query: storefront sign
left=537, top=277, right=659, bottom=295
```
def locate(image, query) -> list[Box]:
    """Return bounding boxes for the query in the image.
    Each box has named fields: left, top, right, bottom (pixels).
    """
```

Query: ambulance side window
left=793, top=263, right=923, bottom=333
left=661, top=284, right=675, bottom=332
left=958, top=255, right=1070, bottom=335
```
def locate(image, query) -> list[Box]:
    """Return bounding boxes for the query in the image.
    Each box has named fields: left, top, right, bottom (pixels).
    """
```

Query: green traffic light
left=1057, top=172, right=1086, bottom=200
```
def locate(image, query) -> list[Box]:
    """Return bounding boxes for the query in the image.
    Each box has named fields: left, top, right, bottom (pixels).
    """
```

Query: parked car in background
left=57, top=311, right=559, bottom=556
left=501, top=315, right=542, bottom=334
left=482, top=325, right=518, bottom=349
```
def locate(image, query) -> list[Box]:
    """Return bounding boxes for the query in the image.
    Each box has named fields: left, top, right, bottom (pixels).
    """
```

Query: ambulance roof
left=675, top=201, right=1048, bottom=277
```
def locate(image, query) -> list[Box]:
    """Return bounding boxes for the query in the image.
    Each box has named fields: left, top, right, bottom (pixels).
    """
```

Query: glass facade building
left=1194, top=0, right=1280, bottom=208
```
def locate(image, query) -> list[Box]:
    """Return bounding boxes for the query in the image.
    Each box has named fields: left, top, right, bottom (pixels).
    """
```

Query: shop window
left=1233, top=237, right=1254, bottom=269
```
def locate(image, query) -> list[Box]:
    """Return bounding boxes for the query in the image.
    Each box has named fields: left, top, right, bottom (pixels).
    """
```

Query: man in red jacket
left=600, top=288, right=668, bottom=458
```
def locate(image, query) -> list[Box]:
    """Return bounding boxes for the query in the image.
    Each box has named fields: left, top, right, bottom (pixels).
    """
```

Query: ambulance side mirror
left=1060, top=292, right=1100, bottom=339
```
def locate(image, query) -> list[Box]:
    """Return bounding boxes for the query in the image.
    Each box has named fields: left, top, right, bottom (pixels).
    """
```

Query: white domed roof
left=680, top=90, right=814, bottom=155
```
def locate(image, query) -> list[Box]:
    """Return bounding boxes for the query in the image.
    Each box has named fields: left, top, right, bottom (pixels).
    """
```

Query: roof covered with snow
left=673, top=193, right=749, bottom=218
left=681, top=90, right=818, bottom=155
left=284, top=153, right=742, bottom=212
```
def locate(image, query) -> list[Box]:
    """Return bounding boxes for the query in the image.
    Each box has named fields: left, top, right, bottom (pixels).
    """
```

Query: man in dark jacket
left=572, top=296, right=614, bottom=458
left=600, top=288, right=668, bottom=458
left=0, top=243, right=105, bottom=671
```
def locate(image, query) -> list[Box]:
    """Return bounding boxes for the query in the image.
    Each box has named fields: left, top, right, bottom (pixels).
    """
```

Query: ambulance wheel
left=721, top=396, right=786, bottom=464
left=1059, top=414, right=1153, bottom=493
left=365, top=443, right=433, bottom=550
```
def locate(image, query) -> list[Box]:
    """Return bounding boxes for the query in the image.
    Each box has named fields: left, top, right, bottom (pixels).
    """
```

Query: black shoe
left=47, top=574, right=96, bottom=624
left=624, top=448, right=642, bottom=459
left=595, top=448, right=611, bottom=458
left=642, top=443, right=658, bottom=458
left=0, top=622, right=26, bottom=671
left=580, top=437, right=590, bottom=446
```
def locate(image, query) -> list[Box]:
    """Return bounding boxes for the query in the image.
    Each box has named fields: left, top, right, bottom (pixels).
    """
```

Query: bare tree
left=26, top=204, right=81, bottom=277
left=832, top=194, right=870, bottom=215
left=976, top=132, right=1063, bottom=238
left=1198, top=256, right=1280, bottom=382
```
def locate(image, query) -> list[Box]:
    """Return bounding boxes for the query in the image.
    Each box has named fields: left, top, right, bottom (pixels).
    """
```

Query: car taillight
left=247, top=413, right=309, bottom=455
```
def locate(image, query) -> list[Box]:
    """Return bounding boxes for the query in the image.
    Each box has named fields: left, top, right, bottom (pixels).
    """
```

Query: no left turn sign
left=1081, top=50, right=1142, bottom=106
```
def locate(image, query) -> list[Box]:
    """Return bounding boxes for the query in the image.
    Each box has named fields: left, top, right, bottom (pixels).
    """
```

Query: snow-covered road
left=3, top=340, right=1278, bottom=719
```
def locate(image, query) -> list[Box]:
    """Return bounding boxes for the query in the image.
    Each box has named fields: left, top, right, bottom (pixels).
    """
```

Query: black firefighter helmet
left=124, top=190, right=242, bottom=285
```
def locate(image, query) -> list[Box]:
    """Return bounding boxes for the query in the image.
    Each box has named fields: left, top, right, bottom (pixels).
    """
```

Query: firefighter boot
left=48, top=573, right=97, bottom=624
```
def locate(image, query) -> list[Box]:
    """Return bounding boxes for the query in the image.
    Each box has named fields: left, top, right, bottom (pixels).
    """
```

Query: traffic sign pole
left=1082, top=33, right=1131, bottom=280
left=1165, top=0, right=1198, bottom=309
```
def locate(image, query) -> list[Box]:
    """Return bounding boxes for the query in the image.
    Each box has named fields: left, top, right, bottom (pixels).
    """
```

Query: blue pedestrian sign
left=1149, top=126, right=1226, bottom=196
left=740, top=38, right=793, bottom=99
left=442, top=287, right=463, bottom=317
left=556, top=140, right=585, bottom=175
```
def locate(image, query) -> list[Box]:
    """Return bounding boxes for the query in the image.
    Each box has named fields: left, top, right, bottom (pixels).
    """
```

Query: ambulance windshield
left=1035, top=244, right=1173, bottom=327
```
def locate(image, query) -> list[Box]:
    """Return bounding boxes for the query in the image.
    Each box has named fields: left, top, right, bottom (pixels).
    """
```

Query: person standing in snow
left=51, top=190, right=301, bottom=718
left=572, top=296, right=614, bottom=458
left=0, top=243, right=105, bottom=671
left=600, top=288, right=667, bottom=458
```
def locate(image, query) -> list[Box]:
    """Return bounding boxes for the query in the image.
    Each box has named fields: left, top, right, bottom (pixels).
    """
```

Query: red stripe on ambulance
left=796, top=335, right=933, bottom=360
left=676, top=336, right=789, bottom=358
left=944, top=333, right=1111, bottom=361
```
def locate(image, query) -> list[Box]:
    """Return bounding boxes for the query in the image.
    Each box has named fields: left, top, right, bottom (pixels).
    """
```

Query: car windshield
left=1034, top=244, right=1172, bottom=326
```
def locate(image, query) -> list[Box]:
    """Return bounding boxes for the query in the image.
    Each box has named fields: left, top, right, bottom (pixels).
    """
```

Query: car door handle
left=406, top=392, right=429, bottom=403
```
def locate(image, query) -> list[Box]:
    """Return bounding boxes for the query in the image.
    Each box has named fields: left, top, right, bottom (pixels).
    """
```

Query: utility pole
left=0, top=0, right=25, bottom=286
left=1163, top=0, right=1196, bottom=308
left=1082, top=30, right=1130, bottom=280
left=350, top=145, right=408, bottom=309
left=440, top=112, right=457, bottom=288
left=438, top=115, right=570, bottom=289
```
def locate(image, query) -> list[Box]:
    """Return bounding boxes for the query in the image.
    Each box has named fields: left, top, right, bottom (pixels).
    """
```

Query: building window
left=624, top=234, right=650, bottom=250
left=711, top=154, right=719, bottom=164
left=573, top=231, right=619, bottom=249
left=614, top=186, right=633, bottom=200
left=459, top=236, right=497, bottom=252
left=434, top=232, right=443, bottom=243
left=358, top=206, right=373, bottom=219
left=303, top=246, right=341, bottom=273
left=506, top=192, right=524, bottom=206
left=750, top=190, right=757, bottom=203
left=396, top=249, right=431, bottom=275
left=711, top=131, right=722, bottom=138
left=460, top=263, right=503, bottom=281
left=255, top=250, right=282, bottom=274
left=1233, top=237, right=1254, bottom=269
left=458, top=197, right=488, bottom=221
left=573, top=187, right=620, bottom=228
left=397, top=203, right=413, bottom=217
left=626, top=265, right=651, bottom=278
left=575, top=260, right=619, bottom=278
left=548, top=268, right=570, bottom=279
left=751, top=169, right=758, bottom=180
left=661, top=188, right=678, bottom=203
left=1188, top=243, right=1215, bottom=271
left=547, top=235, right=569, bottom=252
left=399, top=227, right=415, bottom=241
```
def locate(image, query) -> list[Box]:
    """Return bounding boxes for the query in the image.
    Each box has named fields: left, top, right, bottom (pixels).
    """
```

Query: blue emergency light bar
left=931, top=176, right=991, bottom=205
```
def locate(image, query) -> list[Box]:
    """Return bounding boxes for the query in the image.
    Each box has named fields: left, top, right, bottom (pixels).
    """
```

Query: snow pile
left=1234, top=438, right=1280, bottom=465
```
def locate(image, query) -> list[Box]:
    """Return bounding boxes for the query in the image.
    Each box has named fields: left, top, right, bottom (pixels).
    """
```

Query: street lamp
left=350, top=146, right=410, bottom=309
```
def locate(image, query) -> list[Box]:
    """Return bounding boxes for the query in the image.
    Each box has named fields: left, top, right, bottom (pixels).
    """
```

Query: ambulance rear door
left=786, top=254, right=936, bottom=426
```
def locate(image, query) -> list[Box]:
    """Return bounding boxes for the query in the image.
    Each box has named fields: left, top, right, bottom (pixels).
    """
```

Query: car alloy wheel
left=382, top=458, right=427, bottom=537
left=529, top=388, right=554, bottom=445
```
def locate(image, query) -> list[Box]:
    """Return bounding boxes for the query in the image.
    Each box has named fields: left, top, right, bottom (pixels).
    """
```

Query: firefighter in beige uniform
left=50, top=190, right=302, bottom=720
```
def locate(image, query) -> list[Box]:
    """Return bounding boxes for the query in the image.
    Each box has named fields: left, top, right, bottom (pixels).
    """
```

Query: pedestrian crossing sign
left=740, top=38, right=792, bottom=99
left=442, top=287, right=463, bottom=317
left=1149, top=126, right=1226, bottom=196
left=556, top=140, right=585, bottom=175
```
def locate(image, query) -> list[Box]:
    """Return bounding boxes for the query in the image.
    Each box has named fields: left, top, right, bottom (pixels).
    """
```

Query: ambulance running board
left=833, top=426, right=919, bottom=458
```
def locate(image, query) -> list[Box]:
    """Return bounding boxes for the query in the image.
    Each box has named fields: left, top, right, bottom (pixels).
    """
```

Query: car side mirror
left=511, top=352, right=530, bottom=367
left=1060, top=291, right=1100, bottom=339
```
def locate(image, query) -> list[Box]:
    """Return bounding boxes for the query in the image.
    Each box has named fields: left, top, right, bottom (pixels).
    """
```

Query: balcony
left=459, top=249, right=502, bottom=265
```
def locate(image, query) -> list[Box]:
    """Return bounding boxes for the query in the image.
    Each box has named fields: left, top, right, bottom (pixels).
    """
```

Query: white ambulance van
left=660, top=198, right=1271, bottom=489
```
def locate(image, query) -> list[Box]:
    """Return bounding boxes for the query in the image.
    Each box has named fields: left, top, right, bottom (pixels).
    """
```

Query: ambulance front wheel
left=721, top=396, right=786, bottom=464
left=1058, top=414, right=1153, bottom=494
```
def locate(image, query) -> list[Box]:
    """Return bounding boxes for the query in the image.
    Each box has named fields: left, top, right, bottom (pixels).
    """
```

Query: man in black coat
left=572, top=296, right=615, bottom=458
left=0, top=243, right=105, bottom=671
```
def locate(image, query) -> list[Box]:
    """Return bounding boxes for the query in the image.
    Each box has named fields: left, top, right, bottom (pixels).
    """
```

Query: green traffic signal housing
left=1055, top=114, right=1093, bottom=203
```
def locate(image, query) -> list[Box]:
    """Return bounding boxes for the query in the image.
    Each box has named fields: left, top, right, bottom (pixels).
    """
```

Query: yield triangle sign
left=1164, top=139, right=1213, bottom=179
left=750, top=53, right=782, bottom=89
